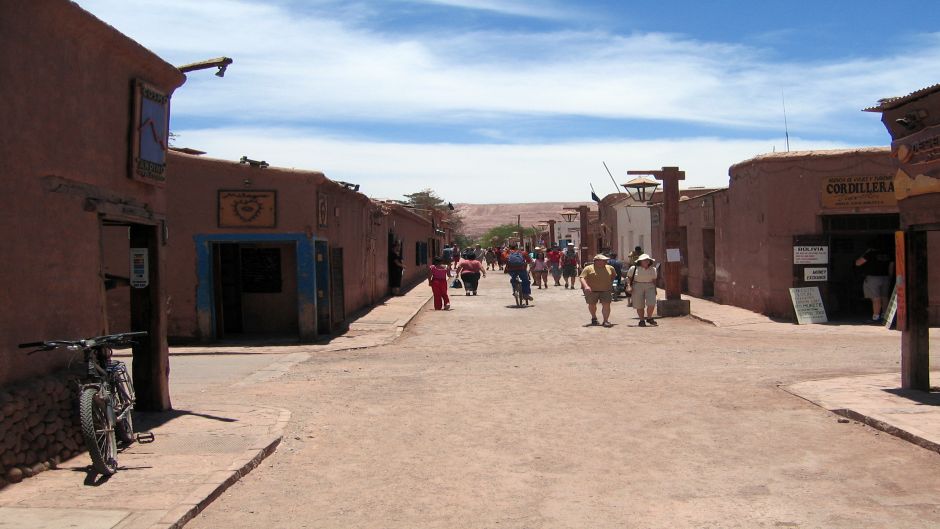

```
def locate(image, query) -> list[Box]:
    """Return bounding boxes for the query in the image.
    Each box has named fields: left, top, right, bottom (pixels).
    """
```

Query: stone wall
left=0, top=368, right=86, bottom=489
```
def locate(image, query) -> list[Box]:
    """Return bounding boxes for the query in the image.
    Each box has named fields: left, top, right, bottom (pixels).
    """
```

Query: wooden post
left=130, top=224, right=172, bottom=410
left=548, top=220, right=556, bottom=247
left=578, top=205, right=590, bottom=264
left=901, top=230, right=930, bottom=390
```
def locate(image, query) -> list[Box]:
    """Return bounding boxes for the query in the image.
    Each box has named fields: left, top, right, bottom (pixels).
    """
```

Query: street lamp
left=622, top=176, right=660, bottom=203
left=560, top=211, right=577, bottom=222
left=177, top=56, right=234, bottom=77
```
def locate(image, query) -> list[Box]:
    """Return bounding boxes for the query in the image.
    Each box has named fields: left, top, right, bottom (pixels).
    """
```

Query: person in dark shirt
left=855, top=243, right=894, bottom=323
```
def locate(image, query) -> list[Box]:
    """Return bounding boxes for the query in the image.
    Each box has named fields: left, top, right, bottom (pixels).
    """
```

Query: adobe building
left=867, top=84, right=940, bottom=390
left=164, top=151, right=435, bottom=343
left=1, top=0, right=185, bottom=484
left=652, top=147, right=940, bottom=323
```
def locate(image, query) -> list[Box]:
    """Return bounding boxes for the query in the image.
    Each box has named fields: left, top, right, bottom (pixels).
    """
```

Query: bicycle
left=511, top=275, right=529, bottom=307
left=18, top=331, right=147, bottom=476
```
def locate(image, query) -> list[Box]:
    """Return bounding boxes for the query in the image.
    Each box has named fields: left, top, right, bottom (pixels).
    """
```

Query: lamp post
left=627, top=167, right=690, bottom=317
left=622, top=177, right=660, bottom=203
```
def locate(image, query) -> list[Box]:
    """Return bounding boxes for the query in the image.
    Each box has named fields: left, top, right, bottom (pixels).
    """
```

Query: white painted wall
left=614, top=201, right=652, bottom=258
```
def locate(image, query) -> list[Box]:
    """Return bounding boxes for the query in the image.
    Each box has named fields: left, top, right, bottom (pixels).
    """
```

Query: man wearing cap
left=627, top=254, right=659, bottom=327
left=561, top=243, right=580, bottom=289
left=579, top=254, right=616, bottom=327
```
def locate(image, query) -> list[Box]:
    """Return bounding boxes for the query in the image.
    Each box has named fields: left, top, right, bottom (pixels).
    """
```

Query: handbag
left=451, top=278, right=463, bottom=289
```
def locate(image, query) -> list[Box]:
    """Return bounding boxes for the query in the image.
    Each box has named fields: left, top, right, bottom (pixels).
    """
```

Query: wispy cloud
left=401, top=0, right=571, bottom=20
left=78, top=0, right=940, bottom=139
left=177, top=126, right=855, bottom=203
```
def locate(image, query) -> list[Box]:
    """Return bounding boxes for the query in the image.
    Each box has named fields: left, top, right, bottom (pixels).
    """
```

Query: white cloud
left=402, top=0, right=571, bottom=19
left=76, top=0, right=940, bottom=136
left=175, top=126, right=858, bottom=203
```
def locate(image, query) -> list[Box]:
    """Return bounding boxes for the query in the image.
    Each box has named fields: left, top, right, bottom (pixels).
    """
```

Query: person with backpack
left=627, top=254, right=658, bottom=327
left=504, top=244, right=533, bottom=301
left=561, top=243, right=580, bottom=289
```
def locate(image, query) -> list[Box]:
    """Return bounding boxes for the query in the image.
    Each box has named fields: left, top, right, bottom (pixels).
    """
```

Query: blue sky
left=79, top=0, right=940, bottom=202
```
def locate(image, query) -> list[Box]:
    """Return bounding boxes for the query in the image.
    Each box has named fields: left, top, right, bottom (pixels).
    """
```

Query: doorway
left=823, top=214, right=899, bottom=320
left=212, top=242, right=299, bottom=339
left=702, top=228, right=716, bottom=298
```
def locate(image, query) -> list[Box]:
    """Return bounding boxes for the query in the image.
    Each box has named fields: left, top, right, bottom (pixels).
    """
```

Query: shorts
left=863, top=275, right=890, bottom=299
left=632, top=282, right=657, bottom=311
left=584, top=290, right=612, bottom=304
left=562, top=264, right=577, bottom=278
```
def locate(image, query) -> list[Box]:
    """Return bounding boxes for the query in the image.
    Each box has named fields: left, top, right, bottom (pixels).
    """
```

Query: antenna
left=602, top=161, right=621, bottom=194
left=782, top=91, right=790, bottom=152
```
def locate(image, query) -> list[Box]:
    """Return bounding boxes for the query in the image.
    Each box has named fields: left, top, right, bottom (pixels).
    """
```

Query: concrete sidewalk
left=785, top=372, right=940, bottom=456
left=0, top=401, right=289, bottom=529
left=0, top=282, right=432, bottom=529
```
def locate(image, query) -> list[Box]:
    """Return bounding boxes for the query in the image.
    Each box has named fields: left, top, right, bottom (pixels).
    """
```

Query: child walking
left=428, top=257, right=452, bottom=310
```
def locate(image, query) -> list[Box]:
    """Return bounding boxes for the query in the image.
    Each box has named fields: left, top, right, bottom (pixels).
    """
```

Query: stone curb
left=780, top=384, right=940, bottom=457
left=147, top=407, right=291, bottom=529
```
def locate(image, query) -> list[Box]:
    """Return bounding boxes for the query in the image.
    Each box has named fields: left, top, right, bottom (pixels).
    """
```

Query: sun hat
left=592, top=254, right=610, bottom=260
left=567, top=242, right=575, bottom=246
left=636, top=253, right=654, bottom=262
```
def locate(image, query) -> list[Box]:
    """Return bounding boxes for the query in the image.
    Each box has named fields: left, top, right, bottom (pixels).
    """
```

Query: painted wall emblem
left=218, top=190, right=277, bottom=228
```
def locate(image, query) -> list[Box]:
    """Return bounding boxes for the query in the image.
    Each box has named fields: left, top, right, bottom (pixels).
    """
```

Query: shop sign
left=130, top=80, right=170, bottom=184
left=130, top=248, right=149, bottom=289
left=894, top=124, right=940, bottom=167
left=218, top=190, right=277, bottom=228
left=789, top=286, right=828, bottom=325
left=803, top=267, right=828, bottom=282
left=793, top=245, right=828, bottom=265
left=821, top=174, right=896, bottom=209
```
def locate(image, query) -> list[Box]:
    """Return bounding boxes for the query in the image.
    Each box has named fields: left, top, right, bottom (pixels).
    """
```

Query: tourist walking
left=388, top=240, right=404, bottom=296
left=530, top=248, right=549, bottom=289
left=484, top=247, right=498, bottom=270
left=456, top=249, right=486, bottom=296
left=627, top=254, right=659, bottom=327
left=547, top=245, right=563, bottom=286
left=579, top=254, right=616, bottom=327
left=854, top=241, right=894, bottom=323
left=561, top=243, right=580, bottom=289
left=442, top=244, right=455, bottom=270
left=428, top=257, right=452, bottom=310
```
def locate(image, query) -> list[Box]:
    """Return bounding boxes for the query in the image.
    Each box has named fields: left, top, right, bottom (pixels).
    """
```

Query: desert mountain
left=455, top=202, right=593, bottom=238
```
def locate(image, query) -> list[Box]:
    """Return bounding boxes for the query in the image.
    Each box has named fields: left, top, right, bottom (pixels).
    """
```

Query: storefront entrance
left=823, top=214, right=899, bottom=320
left=212, top=242, right=299, bottom=339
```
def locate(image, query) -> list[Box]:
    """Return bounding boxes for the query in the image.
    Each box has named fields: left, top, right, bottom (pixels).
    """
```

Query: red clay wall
left=165, top=152, right=434, bottom=341
left=0, top=0, right=183, bottom=386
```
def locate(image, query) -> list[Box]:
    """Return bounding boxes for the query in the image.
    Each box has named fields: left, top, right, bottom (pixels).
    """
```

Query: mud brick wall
left=0, top=370, right=86, bottom=489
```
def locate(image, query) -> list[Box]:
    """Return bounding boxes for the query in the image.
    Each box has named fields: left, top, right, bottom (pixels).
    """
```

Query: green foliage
left=477, top=224, right=537, bottom=246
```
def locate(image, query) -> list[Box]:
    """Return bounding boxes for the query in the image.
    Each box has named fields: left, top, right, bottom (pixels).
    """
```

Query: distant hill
left=455, top=202, right=593, bottom=238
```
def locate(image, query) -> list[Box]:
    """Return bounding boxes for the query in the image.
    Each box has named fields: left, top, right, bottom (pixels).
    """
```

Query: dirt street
left=189, top=275, right=940, bottom=528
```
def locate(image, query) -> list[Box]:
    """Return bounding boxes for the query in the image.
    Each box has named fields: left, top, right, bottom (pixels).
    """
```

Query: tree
left=478, top=224, right=537, bottom=247
left=403, top=188, right=469, bottom=244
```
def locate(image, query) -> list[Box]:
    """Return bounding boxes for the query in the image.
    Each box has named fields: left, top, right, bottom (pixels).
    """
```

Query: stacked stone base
left=0, top=369, right=86, bottom=489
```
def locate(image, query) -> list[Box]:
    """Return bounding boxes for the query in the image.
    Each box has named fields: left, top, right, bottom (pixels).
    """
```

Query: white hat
left=636, top=253, right=654, bottom=262
left=567, top=242, right=575, bottom=246
left=592, top=254, right=610, bottom=260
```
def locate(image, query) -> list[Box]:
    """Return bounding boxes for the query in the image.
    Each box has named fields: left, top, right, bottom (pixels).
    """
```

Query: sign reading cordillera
left=821, top=174, right=896, bottom=208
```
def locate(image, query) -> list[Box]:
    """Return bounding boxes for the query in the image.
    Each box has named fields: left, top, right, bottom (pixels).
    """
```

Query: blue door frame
left=193, top=233, right=322, bottom=341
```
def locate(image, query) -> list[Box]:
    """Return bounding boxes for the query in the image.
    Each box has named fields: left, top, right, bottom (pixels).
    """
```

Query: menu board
left=789, top=286, right=828, bottom=325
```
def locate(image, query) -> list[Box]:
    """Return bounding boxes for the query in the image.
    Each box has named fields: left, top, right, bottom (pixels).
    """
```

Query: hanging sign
left=130, top=248, right=149, bottom=289
left=793, top=245, right=828, bottom=265
left=789, top=286, right=828, bottom=324
left=803, top=267, right=828, bottom=282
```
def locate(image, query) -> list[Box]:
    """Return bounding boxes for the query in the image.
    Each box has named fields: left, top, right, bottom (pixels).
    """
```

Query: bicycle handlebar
left=18, top=331, right=149, bottom=350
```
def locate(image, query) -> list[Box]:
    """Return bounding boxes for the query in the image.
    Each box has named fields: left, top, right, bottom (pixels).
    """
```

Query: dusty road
left=189, top=275, right=940, bottom=528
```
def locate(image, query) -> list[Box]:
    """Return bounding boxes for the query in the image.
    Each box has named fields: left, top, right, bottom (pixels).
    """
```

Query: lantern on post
left=622, top=177, right=660, bottom=203
left=560, top=211, right=577, bottom=222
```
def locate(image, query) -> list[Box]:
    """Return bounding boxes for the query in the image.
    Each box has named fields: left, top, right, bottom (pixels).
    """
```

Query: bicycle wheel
left=79, top=387, right=119, bottom=476
left=110, top=364, right=135, bottom=444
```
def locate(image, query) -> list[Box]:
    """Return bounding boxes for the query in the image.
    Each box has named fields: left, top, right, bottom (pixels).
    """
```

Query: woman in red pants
left=428, top=257, right=452, bottom=310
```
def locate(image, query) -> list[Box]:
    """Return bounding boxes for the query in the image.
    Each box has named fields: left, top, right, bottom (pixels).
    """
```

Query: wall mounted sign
left=318, top=193, right=328, bottom=228
left=218, top=190, right=277, bottom=228
left=789, top=286, right=828, bottom=324
left=820, top=174, right=896, bottom=209
left=130, top=80, right=170, bottom=184
left=666, top=248, right=681, bottom=262
left=793, top=245, right=828, bottom=265
left=803, top=267, right=828, bottom=282
left=130, top=248, right=149, bottom=288
left=894, top=124, right=940, bottom=166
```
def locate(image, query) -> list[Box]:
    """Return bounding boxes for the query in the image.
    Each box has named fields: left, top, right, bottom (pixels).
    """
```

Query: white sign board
left=789, top=287, right=828, bottom=324
left=803, top=267, right=828, bottom=282
left=666, top=248, right=681, bottom=263
left=884, top=284, right=899, bottom=329
left=794, top=246, right=829, bottom=265
left=130, top=248, right=149, bottom=289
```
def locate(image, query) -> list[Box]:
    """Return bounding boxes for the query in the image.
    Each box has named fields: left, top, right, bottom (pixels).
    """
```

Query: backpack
left=564, top=250, right=577, bottom=265
left=508, top=252, right=526, bottom=267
